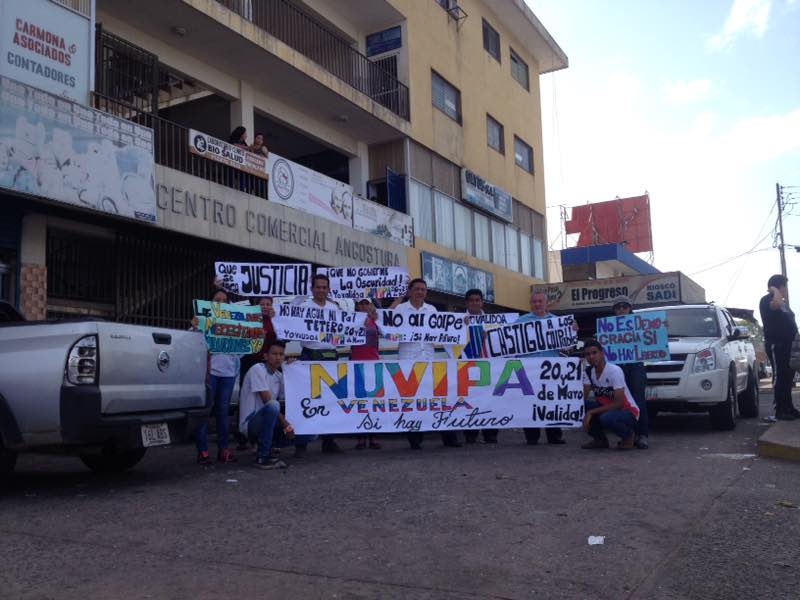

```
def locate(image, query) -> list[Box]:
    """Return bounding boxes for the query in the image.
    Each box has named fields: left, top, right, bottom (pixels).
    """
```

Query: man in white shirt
left=581, top=339, right=640, bottom=450
left=394, top=278, right=461, bottom=450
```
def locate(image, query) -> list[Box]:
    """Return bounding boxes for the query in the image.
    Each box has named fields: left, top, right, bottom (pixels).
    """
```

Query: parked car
left=636, top=304, right=759, bottom=430
left=0, top=302, right=209, bottom=475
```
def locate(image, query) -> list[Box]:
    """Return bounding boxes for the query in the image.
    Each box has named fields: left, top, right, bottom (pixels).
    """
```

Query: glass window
left=486, top=114, right=504, bottom=154
left=482, top=19, right=501, bottom=62
left=520, top=233, right=532, bottom=275
left=510, top=48, right=529, bottom=91
left=474, top=212, right=491, bottom=262
left=514, top=136, right=534, bottom=173
left=533, top=236, right=545, bottom=279
left=505, top=226, right=519, bottom=272
left=432, top=71, right=461, bottom=123
left=434, top=191, right=455, bottom=249
left=453, top=202, right=473, bottom=255
left=409, top=179, right=433, bottom=241
left=491, top=220, right=506, bottom=267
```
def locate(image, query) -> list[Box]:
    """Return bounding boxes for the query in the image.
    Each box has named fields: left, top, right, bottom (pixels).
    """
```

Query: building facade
left=0, top=0, right=567, bottom=324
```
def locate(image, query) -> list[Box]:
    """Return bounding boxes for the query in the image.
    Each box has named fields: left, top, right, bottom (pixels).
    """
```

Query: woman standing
left=350, top=298, right=381, bottom=450
left=249, top=132, right=269, bottom=157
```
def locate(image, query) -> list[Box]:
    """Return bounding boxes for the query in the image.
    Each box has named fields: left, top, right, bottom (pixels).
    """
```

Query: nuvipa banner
left=284, top=357, right=584, bottom=434
left=194, top=300, right=264, bottom=354
left=318, top=266, right=409, bottom=300
left=273, top=303, right=367, bottom=346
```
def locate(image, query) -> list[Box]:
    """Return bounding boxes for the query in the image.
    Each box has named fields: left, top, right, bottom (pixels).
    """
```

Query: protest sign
left=376, top=309, right=468, bottom=346
left=193, top=300, right=264, bottom=354
left=189, top=129, right=268, bottom=179
left=596, top=311, right=670, bottom=363
left=484, top=315, right=577, bottom=358
left=214, top=262, right=311, bottom=297
left=273, top=303, right=367, bottom=346
left=284, top=357, right=584, bottom=434
left=446, top=313, right=521, bottom=359
left=318, top=266, right=409, bottom=299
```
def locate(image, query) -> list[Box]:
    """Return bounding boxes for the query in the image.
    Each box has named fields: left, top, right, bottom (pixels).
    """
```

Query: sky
left=527, top=0, right=800, bottom=319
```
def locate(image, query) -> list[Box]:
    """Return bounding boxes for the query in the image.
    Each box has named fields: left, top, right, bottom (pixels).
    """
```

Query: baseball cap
left=612, top=294, right=633, bottom=308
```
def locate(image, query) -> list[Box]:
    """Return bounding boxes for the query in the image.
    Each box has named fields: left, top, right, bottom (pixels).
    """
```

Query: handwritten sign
left=284, top=357, right=584, bottom=434
left=318, top=266, right=409, bottom=299
left=467, top=313, right=520, bottom=327
left=377, top=309, right=468, bottom=346
left=596, top=311, right=670, bottom=363
left=273, top=303, right=367, bottom=346
left=484, top=315, right=577, bottom=358
left=215, top=262, right=311, bottom=297
left=194, top=300, right=264, bottom=354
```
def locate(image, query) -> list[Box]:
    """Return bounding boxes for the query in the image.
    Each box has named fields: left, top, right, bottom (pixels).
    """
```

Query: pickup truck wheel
left=80, top=448, right=147, bottom=473
left=0, top=440, right=17, bottom=475
left=737, top=369, right=760, bottom=418
left=710, top=372, right=737, bottom=431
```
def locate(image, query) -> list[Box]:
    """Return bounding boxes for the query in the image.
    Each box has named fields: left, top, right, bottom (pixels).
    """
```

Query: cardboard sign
left=484, top=315, right=577, bottom=358
left=273, top=303, right=367, bottom=346
left=284, top=357, right=584, bottom=434
left=215, top=262, right=311, bottom=297
left=318, top=266, right=409, bottom=299
left=194, top=300, right=263, bottom=354
left=596, top=311, right=670, bottom=363
left=376, top=309, right=468, bottom=346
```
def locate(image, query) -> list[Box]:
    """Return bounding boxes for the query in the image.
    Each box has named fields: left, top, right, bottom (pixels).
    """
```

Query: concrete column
left=348, top=141, right=370, bottom=198
left=229, top=79, right=255, bottom=144
left=19, top=213, right=47, bottom=320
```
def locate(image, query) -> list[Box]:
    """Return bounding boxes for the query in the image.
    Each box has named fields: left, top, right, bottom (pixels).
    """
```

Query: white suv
left=636, top=304, right=758, bottom=430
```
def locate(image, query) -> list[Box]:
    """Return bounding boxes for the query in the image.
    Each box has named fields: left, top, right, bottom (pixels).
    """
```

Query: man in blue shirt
left=462, top=289, right=498, bottom=444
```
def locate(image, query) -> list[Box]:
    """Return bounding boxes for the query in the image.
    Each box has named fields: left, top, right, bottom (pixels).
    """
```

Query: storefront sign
left=421, top=251, right=495, bottom=302
left=188, top=129, right=267, bottom=179
left=461, top=168, right=513, bottom=223
left=533, top=272, right=706, bottom=311
left=352, top=195, right=414, bottom=247
left=0, top=76, right=156, bottom=222
left=376, top=309, right=468, bottom=346
left=214, top=261, right=311, bottom=297
left=596, top=311, right=670, bottom=363
left=193, top=300, right=264, bottom=354
left=484, top=315, right=577, bottom=358
left=284, top=357, right=584, bottom=434
left=0, top=0, right=91, bottom=102
left=273, top=303, right=366, bottom=346
left=318, top=266, right=409, bottom=300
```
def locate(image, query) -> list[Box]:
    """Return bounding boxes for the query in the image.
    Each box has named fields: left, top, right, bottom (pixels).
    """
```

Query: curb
left=757, top=421, right=800, bottom=462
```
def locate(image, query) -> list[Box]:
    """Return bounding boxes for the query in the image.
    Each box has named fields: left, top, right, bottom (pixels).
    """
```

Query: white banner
left=318, top=266, right=409, bottom=300
left=284, top=357, right=584, bottom=434
left=0, top=0, right=91, bottom=103
left=467, top=313, right=520, bottom=327
left=189, top=129, right=268, bottom=179
left=215, top=262, right=311, bottom=297
left=352, top=196, right=414, bottom=246
left=0, top=76, right=156, bottom=222
left=376, top=309, right=468, bottom=346
left=484, top=315, right=577, bottom=358
left=273, top=303, right=367, bottom=346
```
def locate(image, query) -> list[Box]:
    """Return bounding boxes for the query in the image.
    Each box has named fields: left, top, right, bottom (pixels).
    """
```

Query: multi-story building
left=0, top=0, right=566, bottom=324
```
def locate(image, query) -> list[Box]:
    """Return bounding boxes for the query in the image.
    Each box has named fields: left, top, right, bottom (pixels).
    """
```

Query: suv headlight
left=65, top=335, right=98, bottom=384
left=693, top=348, right=716, bottom=373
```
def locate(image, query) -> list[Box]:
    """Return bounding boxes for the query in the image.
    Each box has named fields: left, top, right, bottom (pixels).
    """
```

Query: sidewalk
left=757, top=383, right=800, bottom=462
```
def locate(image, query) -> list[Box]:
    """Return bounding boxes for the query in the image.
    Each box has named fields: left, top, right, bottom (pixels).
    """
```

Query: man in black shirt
left=759, top=274, right=799, bottom=420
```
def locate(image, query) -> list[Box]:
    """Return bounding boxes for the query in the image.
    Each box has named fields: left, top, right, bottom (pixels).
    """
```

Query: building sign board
left=422, top=251, right=495, bottom=303
left=461, top=167, right=513, bottom=223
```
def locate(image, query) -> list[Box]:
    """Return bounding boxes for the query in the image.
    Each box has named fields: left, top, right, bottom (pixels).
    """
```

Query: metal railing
left=93, top=92, right=269, bottom=199
left=216, top=0, right=410, bottom=120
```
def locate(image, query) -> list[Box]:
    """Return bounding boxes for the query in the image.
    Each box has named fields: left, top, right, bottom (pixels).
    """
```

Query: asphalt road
left=2, top=381, right=798, bottom=600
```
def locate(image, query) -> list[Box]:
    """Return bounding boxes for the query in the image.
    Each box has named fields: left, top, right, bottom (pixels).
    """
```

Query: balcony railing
left=215, top=0, right=410, bottom=120
left=93, top=92, right=269, bottom=199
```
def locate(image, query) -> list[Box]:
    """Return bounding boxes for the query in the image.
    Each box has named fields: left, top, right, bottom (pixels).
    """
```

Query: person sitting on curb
left=238, top=341, right=296, bottom=470
left=581, top=339, right=641, bottom=450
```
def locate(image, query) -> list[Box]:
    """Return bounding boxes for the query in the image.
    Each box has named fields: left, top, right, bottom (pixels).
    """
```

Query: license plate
left=141, top=423, right=171, bottom=447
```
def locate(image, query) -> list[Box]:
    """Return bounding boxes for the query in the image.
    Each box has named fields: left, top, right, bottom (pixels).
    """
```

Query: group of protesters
left=192, top=272, right=650, bottom=471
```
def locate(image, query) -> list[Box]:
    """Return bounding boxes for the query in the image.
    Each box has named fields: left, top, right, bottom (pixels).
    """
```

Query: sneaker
left=617, top=434, right=635, bottom=449
left=321, top=440, right=344, bottom=454
left=635, top=435, right=649, bottom=450
left=293, top=445, right=307, bottom=459
left=254, top=456, right=287, bottom=470
left=217, top=449, right=238, bottom=463
left=368, top=440, right=382, bottom=450
left=197, top=451, right=213, bottom=466
left=581, top=438, right=610, bottom=450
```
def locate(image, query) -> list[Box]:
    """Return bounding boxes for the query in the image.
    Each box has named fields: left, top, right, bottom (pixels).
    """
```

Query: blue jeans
left=621, top=362, right=648, bottom=437
left=196, top=374, right=236, bottom=453
left=585, top=400, right=637, bottom=441
left=245, top=400, right=281, bottom=459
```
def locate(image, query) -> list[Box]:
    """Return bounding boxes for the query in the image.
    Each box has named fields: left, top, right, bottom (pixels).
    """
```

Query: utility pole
left=776, top=182, right=787, bottom=278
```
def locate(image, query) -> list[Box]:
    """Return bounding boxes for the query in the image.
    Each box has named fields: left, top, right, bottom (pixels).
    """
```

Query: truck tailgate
left=96, top=323, right=207, bottom=414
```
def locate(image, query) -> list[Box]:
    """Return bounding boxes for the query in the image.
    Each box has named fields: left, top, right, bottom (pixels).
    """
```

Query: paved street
left=2, top=382, right=799, bottom=600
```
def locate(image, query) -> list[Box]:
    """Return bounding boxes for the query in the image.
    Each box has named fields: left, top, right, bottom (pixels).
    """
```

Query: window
left=432, top=71, right=461, bottom=123
left=474, top=212, right=491, bottom=262
left=434, top=191, right=455, bottom=249
left=491, top=220, right=506, bottom=267
left=514, top=136, right=534, bottom=173
left=453, top=202, right=473, bottom=255
left=505, top=226, right=519, bottom=272
left=520, top=233, right=532, bottom=276
left=510, top=48, right=529, bottom=90
left=409, top=179, right=434, bottom=241
left=486, top=114, right=504, bottom=154
left=482, top=19, right=500, bottom=62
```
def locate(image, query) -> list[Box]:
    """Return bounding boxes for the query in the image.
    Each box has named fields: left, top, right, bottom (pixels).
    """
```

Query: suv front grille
left=646, top=353, right=687, bottom=373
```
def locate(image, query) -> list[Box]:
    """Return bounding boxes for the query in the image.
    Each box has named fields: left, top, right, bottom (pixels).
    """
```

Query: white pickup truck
left=0, top=302, right=209, bottom=475
left=636, top=304, right=759, bottom=430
